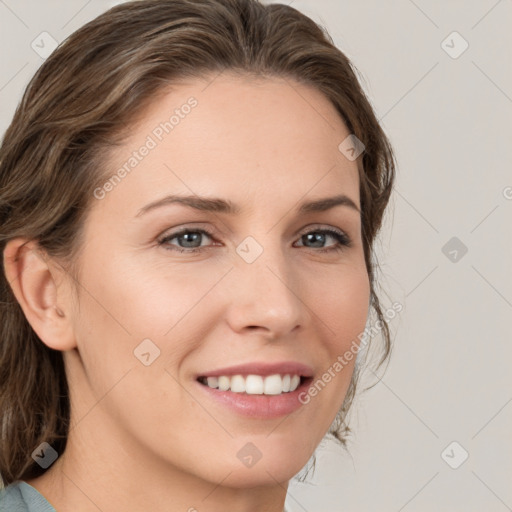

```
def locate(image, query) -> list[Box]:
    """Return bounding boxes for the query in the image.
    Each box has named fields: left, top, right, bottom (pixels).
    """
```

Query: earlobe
left=3, top=238, right=77, bottom=351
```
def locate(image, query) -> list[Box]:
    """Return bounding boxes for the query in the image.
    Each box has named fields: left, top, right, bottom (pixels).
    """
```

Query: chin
left=220, top=462, right=304, bottom=489
left=223, top=444, right=314, bottom=488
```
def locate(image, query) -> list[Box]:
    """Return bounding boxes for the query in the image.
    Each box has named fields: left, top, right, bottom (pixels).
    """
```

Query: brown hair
left=0, top=0, right=396, bottom=487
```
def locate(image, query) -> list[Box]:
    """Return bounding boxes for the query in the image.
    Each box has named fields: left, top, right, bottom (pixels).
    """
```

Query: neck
left=26, top=417, right=289, bottom=512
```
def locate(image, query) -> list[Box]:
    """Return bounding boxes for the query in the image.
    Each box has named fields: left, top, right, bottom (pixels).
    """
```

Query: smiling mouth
left=197, top=374, right=310, bottom=395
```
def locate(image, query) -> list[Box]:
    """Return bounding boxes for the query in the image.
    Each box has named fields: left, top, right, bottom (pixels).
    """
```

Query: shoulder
left=0, top=481, right=56, bottom=512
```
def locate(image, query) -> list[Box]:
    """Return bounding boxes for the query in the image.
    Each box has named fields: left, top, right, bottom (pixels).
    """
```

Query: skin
left=5, top=72, right=370, bottom=512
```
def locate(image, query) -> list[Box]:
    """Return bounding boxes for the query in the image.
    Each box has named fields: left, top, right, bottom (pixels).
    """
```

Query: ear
left=3, top=238, right=77, bottom=351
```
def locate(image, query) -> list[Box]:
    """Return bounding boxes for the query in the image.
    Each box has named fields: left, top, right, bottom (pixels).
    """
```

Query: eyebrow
left=135, top=193, right=360, bottom=218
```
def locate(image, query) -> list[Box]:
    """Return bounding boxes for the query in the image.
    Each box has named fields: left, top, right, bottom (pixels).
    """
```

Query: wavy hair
left=0, top=0, right=396, bottom=487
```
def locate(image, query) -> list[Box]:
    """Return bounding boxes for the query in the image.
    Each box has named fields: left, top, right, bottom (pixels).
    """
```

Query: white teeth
left=206, top=376, right=218, bottom=388
left=201, top=374, right=302, bottom=395
left=245, top=375, right=264, bottom=394
left=218, top=376, right=230, bottom=391
left=264, top=374, right=283, bottom=395
left=230, top=375, right=245, bottom=393
left=282, top=374, right=291, bottom=392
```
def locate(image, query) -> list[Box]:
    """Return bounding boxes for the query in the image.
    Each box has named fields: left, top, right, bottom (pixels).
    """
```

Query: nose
left=224, top=243, right=309, bottom=339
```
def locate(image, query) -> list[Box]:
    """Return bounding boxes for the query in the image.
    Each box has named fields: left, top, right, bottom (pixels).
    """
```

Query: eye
left=157, top=226, right=352, bottom=254
left=158, top=228, right=216, bottom=253
left=294, top=228, right=351, bottom=253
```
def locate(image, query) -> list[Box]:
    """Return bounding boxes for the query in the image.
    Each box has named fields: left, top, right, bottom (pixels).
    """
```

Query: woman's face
left=63, top=73, right=370, bottom=486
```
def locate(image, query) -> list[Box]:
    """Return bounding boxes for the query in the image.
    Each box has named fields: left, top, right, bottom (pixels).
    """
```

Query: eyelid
left=157, top=221, right=213, bottom=237
left=296, top=223, right=346, bottom=236
left=158, top=223, right=349, bottom=241
left=157, top=222, right=352, bottom=254
left=158, top=224, right=216, bottom=239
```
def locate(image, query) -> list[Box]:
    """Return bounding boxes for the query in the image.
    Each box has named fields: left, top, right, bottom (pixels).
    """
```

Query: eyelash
left=157, top=226, right=352, bottom=254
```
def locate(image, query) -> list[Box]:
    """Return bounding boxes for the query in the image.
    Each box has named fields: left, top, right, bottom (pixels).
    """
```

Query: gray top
left=0, top=481, right=56, bottom=512
left=1, top=481, right=290, bottom=511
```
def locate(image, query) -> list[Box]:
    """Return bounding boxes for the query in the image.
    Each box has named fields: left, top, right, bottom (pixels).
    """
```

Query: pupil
left=178, top=232, right=327, bottom=249
left=306, top=233, right=324, bottom=247
left=182, top=233, right=200, bottom=247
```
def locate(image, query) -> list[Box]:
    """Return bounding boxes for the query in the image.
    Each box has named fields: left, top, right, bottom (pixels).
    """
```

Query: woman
left=0, top=0, right=396, bottom=510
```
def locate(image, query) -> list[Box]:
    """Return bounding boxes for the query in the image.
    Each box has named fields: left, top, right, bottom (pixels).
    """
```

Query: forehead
left=94, top=72, right=360, bottom=219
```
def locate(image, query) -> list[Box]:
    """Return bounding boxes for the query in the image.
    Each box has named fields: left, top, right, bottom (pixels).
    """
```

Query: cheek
left=73, top=255, right=227, bottom=375
left=81, top=252, right=212, bottom=329
left=310, top=262, right=370, bottom=345
left=303, top=263, right=370, bottom=405
left=77, top=242, right=369, bottom=348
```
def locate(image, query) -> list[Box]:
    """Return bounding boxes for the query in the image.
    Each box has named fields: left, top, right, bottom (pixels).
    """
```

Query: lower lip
left=195, top=378, right=313, bottom=419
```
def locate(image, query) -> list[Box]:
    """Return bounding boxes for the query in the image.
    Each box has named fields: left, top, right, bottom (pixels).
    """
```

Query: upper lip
left=197, top=361, right=314, bottom=378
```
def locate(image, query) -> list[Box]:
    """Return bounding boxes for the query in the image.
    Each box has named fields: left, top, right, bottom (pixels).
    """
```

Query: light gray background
left=0, top=1, right=511, bottom=511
